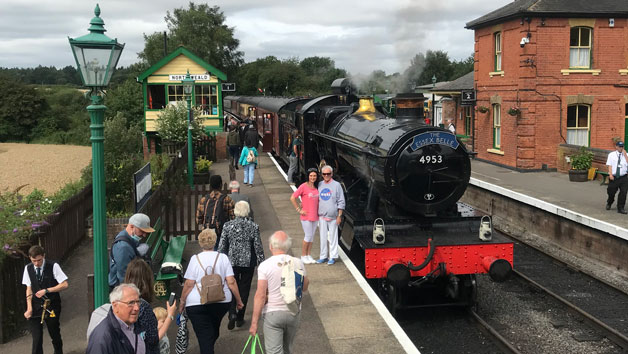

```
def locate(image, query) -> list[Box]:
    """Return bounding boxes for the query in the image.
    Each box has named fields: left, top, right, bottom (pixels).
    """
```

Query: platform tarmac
left=0, top=154, right=411, bottom=354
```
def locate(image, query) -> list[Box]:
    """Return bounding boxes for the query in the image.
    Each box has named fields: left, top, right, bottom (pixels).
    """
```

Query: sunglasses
left=322, top=173, right=331, bottom=176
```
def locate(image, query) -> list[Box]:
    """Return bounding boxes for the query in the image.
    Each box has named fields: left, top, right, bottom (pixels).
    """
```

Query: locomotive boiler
left=305, top=88, right=513, bottom=314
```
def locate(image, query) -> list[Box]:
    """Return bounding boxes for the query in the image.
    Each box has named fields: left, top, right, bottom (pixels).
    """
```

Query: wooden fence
left=0, top=184, right=93, bottom=343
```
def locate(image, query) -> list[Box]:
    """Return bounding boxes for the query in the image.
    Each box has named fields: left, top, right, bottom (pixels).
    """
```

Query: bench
left=595, top=170, right=609, bottom=185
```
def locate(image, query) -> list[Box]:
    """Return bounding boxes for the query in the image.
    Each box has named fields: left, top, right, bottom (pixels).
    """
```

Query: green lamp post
left=182, top=71, right=195, bottom=187
left=68, top=4, right=124, bottom=307
left=431, top=75, right=437, bottom=126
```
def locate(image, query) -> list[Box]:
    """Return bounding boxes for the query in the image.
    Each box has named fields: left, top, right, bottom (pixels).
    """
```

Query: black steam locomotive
left=225, top=79, right=513, bottom=314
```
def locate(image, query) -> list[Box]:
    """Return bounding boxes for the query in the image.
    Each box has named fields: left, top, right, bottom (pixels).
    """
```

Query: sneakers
left=316, top=258, right=328, bottom=264
left=301, top=256, right=316, bottom=264
left=249, top=184, right=253, bottom=188
left=227, top=314, right=236, bottom=330
left=306, top=255, right=315, bottom=263
left=327, top=258, right=336, bottom=265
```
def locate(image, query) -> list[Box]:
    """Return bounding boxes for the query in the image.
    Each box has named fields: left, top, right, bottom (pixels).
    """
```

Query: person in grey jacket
left=316, top=165, right=345, bottom=265
left=228, top=180, right=254, bottom=220
left=108, top=214, right=155, bottom=289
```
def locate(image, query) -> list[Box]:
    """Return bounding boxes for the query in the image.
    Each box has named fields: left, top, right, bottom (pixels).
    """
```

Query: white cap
left=128, top=213, right=155, bottom=233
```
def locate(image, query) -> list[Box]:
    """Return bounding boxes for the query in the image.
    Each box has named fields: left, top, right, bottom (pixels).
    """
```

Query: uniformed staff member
left=606, top=141, right=628, bottom=214
left=22, top=245, right=69, bottom=354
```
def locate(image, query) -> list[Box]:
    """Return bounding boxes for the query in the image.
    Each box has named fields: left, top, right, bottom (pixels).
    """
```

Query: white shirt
left=22, top=260, right=68, bottom=287
left=257, top=255, right=306, bottom=314
left=606, top=150, right=628, bottom=177
left=448, top=123, right=456, bottom=134
left=183, top=251, right=234, bottom=306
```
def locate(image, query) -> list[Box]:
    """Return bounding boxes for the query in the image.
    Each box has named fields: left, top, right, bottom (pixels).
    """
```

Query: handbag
left=194, top=253, right=226, bottom=304
left=241, top=334, right=264, bottom=354
left=175, top=312, right=189, bottom=354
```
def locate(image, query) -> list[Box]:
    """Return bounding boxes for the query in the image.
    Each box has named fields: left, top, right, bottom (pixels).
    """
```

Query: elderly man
left=228, top=180, right=254, bottom=220
left=87, top=283, right=145, bottom=354
left=317, top=165, right=346, bottom=265
left=249, top=231, right=309, bottom=354
left=109, top=213, right=155, bottom=289
left=22, top=245, right=69, bottom=354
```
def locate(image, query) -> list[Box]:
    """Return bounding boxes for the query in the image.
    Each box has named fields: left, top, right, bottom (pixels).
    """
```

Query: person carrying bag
left=241, top=334, right=264, bottom=354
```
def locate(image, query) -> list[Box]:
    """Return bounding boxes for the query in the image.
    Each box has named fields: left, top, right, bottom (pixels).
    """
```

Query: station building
left=466, top=1, right=628, bottom=171
left=137, top=46, right=226, bottom=155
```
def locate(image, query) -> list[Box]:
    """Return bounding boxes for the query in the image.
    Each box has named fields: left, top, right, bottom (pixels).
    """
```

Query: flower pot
left=193, top=172, right=210, bottom=185
left=568, top=169, right=588, bottom=182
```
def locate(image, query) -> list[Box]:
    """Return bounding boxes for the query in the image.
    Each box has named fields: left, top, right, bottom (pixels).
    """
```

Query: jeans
left=287, top=155, right=298, bottom=183
left=243, top=164, right=255, bottom=184
left=262, top=311, right=300, bottom=354
left=186, top=303, right=230, bottom=354
left=229, top=266, right=255, bottom=321
left=30, top=310, right=63, bottom=354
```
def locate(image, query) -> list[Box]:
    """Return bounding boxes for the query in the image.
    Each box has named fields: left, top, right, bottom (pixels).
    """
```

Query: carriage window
left=567, top=105, right=590, bottom=146
left=147, top=85, right=166, bottom=109
left=570, top=27, right=592, bottom=68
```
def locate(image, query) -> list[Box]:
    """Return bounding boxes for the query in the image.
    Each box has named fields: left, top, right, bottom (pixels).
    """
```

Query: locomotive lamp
left=182, top=71, right=195, bottom=187
left=68, top=3, right=124, bottom=307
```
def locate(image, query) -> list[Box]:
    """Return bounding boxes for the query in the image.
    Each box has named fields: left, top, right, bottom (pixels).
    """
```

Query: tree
left=139, top=2, right=244, bottom=77
left=418, top=50, right=455, bottom=86
left=451, top=54, right=475, bottom=81
left=0, top=75, right=47, bottom=141
left=104, top=77, right=144, bottom=127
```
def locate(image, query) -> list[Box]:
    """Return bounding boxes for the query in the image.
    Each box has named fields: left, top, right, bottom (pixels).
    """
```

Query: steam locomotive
left=225, top=79, right=513, bottom=314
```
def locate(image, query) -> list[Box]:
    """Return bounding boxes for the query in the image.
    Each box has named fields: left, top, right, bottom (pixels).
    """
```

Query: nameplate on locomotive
left=409, top=132, right=459, bottom=151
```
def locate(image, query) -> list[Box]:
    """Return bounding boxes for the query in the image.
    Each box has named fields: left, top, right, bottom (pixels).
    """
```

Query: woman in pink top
left=290, top=168, right=319, bottom=264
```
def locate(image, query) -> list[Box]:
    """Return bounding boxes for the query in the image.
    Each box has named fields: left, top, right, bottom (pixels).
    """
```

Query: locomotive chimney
left=393, top=93, right=426, bottom=121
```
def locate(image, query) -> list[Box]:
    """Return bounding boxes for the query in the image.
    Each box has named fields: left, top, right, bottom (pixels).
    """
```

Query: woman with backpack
left=179, top=229, right=244, bottom=354
left=239, top=140, right=258, bottom=187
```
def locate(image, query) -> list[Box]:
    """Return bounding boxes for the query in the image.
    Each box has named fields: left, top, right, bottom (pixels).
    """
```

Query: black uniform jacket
left=86, top=308, right=137, bottom=354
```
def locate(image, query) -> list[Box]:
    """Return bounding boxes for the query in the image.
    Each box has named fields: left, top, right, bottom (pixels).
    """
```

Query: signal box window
left=570, top=27, right=592, bottom=68
left=567, top=105, right=590, bottom=146
left=147, top=85, right=166, bottom=109
left=494, top=32, right=502, bottom=71
left=493, top=104, right=501, bottom=149
left=167, top=85, right=185, bottom=103
left=195, top=85, right=218, bottom=116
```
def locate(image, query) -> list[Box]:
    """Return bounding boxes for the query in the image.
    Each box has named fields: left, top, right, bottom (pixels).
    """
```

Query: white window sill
left=620, top=69, right=628, bottom=76
left=560, top=69, right=601, bottom=76
left=489, top=71, right=504, bottom=77
left=487, top=148, right=504, bottom=155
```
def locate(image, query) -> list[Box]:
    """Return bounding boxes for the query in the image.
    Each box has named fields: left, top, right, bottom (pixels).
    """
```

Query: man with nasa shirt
left=316, top=165, right=345, bottom=265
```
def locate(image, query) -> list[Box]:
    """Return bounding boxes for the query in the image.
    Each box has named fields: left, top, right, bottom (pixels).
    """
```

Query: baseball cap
left=617, top=141, right=624, bottom=147
left=128, top=213, right=155, bottom=233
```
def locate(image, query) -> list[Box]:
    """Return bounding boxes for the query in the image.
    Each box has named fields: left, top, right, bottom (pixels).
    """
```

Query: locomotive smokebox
left=393, top=93, right=426, bottom=121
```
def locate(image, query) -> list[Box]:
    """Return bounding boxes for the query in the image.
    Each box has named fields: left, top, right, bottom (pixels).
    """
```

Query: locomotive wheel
left=461, top=274, right=478, bottom=307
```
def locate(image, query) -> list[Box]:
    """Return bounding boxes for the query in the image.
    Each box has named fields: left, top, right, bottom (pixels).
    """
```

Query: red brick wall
left=473, top=17, right=628, bottom=170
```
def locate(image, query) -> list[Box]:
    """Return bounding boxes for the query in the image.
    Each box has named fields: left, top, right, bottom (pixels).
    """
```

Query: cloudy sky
left=1, top=0, right=512, bottom=75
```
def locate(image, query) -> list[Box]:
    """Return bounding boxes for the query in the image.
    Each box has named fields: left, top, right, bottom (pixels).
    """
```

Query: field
left=0, top=143, right=91, bottom=195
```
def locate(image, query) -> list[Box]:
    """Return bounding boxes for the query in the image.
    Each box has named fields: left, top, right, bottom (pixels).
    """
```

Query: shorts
left=300, top=220, right=318, bottom=242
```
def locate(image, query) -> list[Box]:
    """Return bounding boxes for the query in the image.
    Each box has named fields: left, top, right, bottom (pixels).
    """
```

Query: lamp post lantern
left=431, top=75, right=437, bottom=127
left=68, top=4, right=124, bottom=307
left=182, top=71, right=195, bottom=187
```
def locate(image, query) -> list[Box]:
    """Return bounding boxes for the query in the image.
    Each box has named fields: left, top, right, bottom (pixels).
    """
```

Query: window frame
left=167, top=84, right=186, bottom=104
left=194, top=84, right=219, bottom=116
left=494, top=32, right=502, bottom=72
left=566, top=104, right=591, bottom=147
left=569, top=27, right=592, bottom=69
left=493, top=104, right=501, bottom=149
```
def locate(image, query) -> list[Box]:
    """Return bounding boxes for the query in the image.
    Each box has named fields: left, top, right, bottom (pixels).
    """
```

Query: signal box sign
left=461, top=90, right=476, bottom=106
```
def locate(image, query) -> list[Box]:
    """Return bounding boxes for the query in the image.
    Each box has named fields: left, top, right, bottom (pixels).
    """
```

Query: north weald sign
left=461, top=90, right=476, bottom=106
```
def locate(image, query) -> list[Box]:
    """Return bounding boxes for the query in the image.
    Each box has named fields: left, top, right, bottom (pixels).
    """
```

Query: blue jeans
left=244, top=164, right=255, bottom=184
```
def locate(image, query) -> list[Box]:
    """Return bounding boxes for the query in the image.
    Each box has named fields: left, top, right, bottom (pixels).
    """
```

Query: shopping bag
left=175, top=312, right=189, bottom=354
left=241, top=334, right=264, bottom=354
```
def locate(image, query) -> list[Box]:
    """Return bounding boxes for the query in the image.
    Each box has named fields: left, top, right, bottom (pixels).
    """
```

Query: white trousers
left=318, top=217, right=339, bottom=260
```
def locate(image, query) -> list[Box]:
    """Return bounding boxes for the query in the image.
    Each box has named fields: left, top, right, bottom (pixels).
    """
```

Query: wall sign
left=169, top=74, right=211, bottom=81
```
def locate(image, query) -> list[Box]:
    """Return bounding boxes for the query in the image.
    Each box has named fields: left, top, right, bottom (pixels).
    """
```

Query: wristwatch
left=44, top=289, right=49, bottom=294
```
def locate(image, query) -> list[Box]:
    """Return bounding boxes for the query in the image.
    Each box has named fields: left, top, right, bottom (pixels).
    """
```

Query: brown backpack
left=194, top=253, right=226, bottom=304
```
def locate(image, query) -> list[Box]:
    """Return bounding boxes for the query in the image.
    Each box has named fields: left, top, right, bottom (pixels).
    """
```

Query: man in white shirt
left=446, top=119, right=456, bottom=134
left=606, top=141, right=628, bottom=214
left=22, top=245, right=68, bottom=354
left=249, top=231, right=309, bottom=354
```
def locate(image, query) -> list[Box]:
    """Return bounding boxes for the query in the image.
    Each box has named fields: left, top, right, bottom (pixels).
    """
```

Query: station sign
left=169, top=74, right=211, bottom=81
left=222, top=83, right=236, bottom=91
left=461, top=90, right=476, bottom=106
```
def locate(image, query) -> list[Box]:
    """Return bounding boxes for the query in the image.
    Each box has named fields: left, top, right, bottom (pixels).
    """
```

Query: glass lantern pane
left=78, top=46, right=114, bottom=86
left=103, top=46, right=122, bottom=86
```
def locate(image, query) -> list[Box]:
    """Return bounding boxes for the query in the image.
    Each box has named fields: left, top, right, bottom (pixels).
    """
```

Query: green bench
left=595, top=170, right=609, bottom=185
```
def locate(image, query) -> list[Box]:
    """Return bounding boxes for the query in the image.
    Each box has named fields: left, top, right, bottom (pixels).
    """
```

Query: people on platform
left=227, top=125, right=241, bottom=170
left=606, top=141, right=628, bottom=214
left=317, top=165, right=345, bottom=265
left=239, top=142, right=259, bottom=187
left=446, top=119, right=456, bottom=134
left=290, top=167, right=320, bottom=264
left=22, top=245, right=69, bottom=354
left=228, top=180, right=254, bottom=220
left=179, top=228, right=244, bottom=354
left=152, top=307, right=171, bottom=354
left=87, top=283, right=144, bottom=354
left=109, top=213, right=155, bottom=289
left=244, top=123, right=259, bottom=149
left=217, top=201, right=265, bottom=330
left=196, top=175, right=235, bottom=240
left=287, top=130, right=302, bottom=185
left=124, top=259, right=176, bottom=354
left=249, top=231, right=309, bottom=354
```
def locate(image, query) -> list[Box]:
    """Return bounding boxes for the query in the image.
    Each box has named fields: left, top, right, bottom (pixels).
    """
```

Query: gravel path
left=0, top=143, right=91, bottom=195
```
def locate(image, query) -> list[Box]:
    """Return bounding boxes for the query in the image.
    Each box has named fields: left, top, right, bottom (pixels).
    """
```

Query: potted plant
left=478, top=105, right=489, bottom=113
left=193, top=156, right=213, bottom=185
left=568, top=146, right=593, bottom=182
left=507, top=107, right=520, bottom=116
